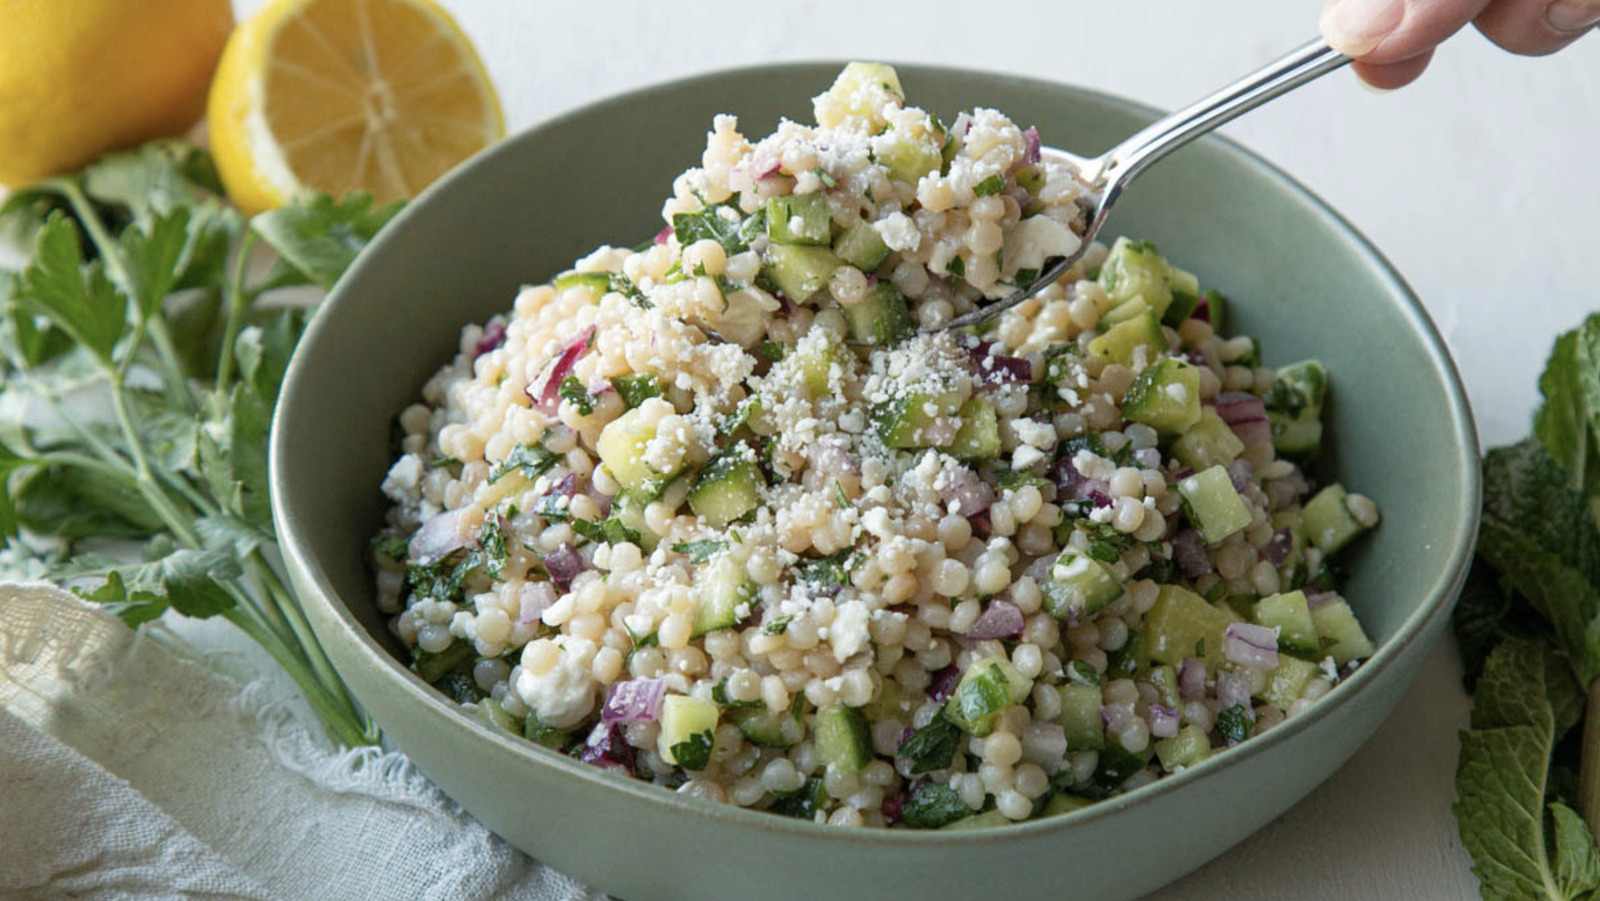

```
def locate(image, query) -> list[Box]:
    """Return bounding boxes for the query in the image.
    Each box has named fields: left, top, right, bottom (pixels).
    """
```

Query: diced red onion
left=410, top=509, right=468, bottom=565
left=586, top=487, right=614, bottom=518
left=601, top=678, right=667, bottom=725
left=967, top=339, right=1034, bottom=384
left=1261, top=529, right=1293, bottom=565
left=579, top=722, right=636, bottom=774
left=1101, top=703, right=1135, bottom=732
left=1224, top=622, right=1280, bottom=669
left=772, top=289, right=794, bottom=316
left=472, top=320, right=506, bottom=359
left=1178, top=657, right=1206, bottom=702
left=1004, top=185, right=1034, bottom=213
left=746, top=150, right=782, bottom=180
left=517, top=581, right=556, bottom=625
left=964, top=600, right=1025, bottom=640
left=881, top=794, right=905, bottom=826
left=970, top=509, right=993, bottom=537
left=926, top=665, right=961, bottom=702
left=1213, top=392, right=1271, bottom=446
left=1216, top=670, right=1255, bottom=719
left=542, top=543, right=586, bottom=592
left=1020, top=720, right=1069, bottom=768
left=653, top=226, right=672, bottom=245
left=1017, top=127, right=1041, bottom=168
left=938, top=466, right=995, bottom=516
left=1171, top=529, right=1212, bottom=577
left=1306, top=591, right=1338, bottom=611
left=1226, top=458, right=1253, bottom=494
left=526, top=325, right=597, bottom=414
left=1148, top=704, right=1180, bottom=739
left=1192, top=297, right=1212, bottom=323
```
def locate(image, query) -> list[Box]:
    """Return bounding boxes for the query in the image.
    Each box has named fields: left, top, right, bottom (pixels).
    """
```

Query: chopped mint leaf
left=489, top=442, right=559, bottom=484
left=711, top=678, right=762, bottom=709
left=992, top=469, right=1051, bottom=491
left=945, top=255, right=965, bottom=278
left=479, top=514, right=508, bottom=579
left=897, top=713, right=961, bottom=775
left=558, top=375, right=595, bottom=416
left=812, top=166, right=837, bottom=188
left=1013, top=267, right=1039, bottom=287
left=769, top=777, right=824, bottom=819
left=900, top=781, right=972, bottom=828
left=763, top=615, right=793, bottom=635
left=1067, top=659, right=1100, bottom=687
left=1215, top=705, right=1253, bottom=744
left=973, top=174, right=1006, bottom=197
left=759, top=341, right=788, bottom=362
left=612, top=373, right=663, bottom=409
left=372, top=533, right=410, bottom=562
left=669, top=729, right=714, bottom=771
left=671, top=539, right=726, bottom=564
left=571, top=515, right=642, bottom=547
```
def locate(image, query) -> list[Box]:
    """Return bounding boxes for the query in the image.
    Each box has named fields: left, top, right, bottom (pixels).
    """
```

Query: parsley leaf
left=250, top=192, right=404, bottom=289
left=15, top=215, right=128, bottom=362
left=900, top=782, right=973, bottom=828
left=489, top=442, right=560, bottom=484
left=763, top=615, right=793, bottom=635
left=612, top=373, right=663, bottom=408
left=571, top=515, right=642, bottom=547
left=671, top=203, right=762, bottom=256
left=1215, top=705, right=1253, bottom=744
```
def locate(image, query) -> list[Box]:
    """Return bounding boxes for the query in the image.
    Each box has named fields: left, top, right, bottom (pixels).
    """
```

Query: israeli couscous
left=372, top=63, right=1380, bottom=829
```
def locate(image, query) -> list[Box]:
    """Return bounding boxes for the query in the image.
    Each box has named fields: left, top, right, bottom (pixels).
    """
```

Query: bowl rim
left=271, top=59, right=1482, bottom=847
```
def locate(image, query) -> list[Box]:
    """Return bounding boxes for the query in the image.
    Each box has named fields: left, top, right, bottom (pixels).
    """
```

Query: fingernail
left=1547, top=0, right=1600, bottom=33
left=1321, top=0, right=1406, bottom=56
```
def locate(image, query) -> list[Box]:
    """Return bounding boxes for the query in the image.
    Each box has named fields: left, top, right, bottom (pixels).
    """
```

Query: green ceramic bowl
left=271, top=63, right=1479, bottom=901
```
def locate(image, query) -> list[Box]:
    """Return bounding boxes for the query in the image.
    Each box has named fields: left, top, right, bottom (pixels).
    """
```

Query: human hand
left=1320, top=0, right=1600, bottom=87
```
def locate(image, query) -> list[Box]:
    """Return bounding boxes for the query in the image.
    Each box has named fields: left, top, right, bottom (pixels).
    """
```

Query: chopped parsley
left=1216, top=704, right=1254, bottom=744
left=897, top=713, right=962, bottom=775
left=945, top=255, right=965, bottom=278
left=671, top=539, right=727, bottom=564
left=833, top=479, right=851, bottom=509
left=571, top=516, right=642, bottom=547
left=812, top=166, right=837, bottom=188
left=900, top=781, right=972, bottom=828
left=488, top=441, right=559, bottom=484
left=711, top=678, right=762, bottom=709
left=669, top=729, right=714, bottom=771
left=479, top=514, right=508, bottom=578
left=612, top=373, right=663, bottom=409
left=973, top=173, right=1006, bottom=197
left=1013, top=267, right=1039, bottom=287
left=759, top=341, right=788, bottom=362
left=992, top=468, right=1051, bottom=491
left=796, top=548, right=854, bottom=592
left=372, top=533, right=409, bottom=562
left=769, top=777, right=825, bottom=819
left=763, top=615, right=793, bottom=635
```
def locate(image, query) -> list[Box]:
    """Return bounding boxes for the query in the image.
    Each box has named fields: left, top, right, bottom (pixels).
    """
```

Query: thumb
left=1474, top=0, right=1600, bottom=55
left=1320, top=0, right=1493, bottom=87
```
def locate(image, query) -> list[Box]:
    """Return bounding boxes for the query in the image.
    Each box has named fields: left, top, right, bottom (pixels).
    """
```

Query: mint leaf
left=1455, top=637, right=1595, bottom=901
left=479, top=514, right=508, bottom=578
left=1483, top=440, right=1600, bottom=589
left=897, top=713, right=961, bottom=775
left=16, top=215, right=128, bottom=363
left=1216, top=705, right=1253, bottom=744
left=671, top=539, right=726, bottom=564
left=251, top=192, right=404, bottom=289
left=1452, top=556, right=1552, bottom=691
left=900, top=781, right=973, bottom=828
left=669, top=729, right=714, bottom=771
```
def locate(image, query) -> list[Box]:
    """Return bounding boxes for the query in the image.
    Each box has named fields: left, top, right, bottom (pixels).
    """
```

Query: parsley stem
left=214, top=230, right=258, bottom=398
left=107, top=373, right=198, bottom=548
left=1580, top=681, right=1600, bottom=845
left=4, top=355, right=134, bottom=473
left=250, top=551, right=367, bottom=730
left=55, top=180, right=195, bottom=412
left=224, top=601, right=374, bottom=747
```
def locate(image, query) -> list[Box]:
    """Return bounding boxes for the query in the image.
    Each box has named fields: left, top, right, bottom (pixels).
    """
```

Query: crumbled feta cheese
left=515, top=637, right=599, bottom=728
left=874, top=211, right=921, bottom=253
left=830, top=600, right=871, bottom=663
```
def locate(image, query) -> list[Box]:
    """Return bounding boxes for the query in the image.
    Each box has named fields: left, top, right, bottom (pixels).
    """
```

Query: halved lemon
left=207, top=0, right=503, bottom=215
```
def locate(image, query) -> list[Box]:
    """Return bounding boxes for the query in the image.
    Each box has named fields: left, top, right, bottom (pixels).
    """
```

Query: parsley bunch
left=0, top=141, right=400, bottom=747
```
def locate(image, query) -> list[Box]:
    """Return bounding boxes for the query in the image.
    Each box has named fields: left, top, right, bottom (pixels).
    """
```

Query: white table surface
left=150, top=1, right=1600, bottom=897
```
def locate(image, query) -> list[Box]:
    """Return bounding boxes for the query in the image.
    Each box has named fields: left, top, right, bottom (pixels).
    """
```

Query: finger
left=1474, top=0, right=1600, bottom=54
left=1350, top=49, right=1438, bottom=88
left=1322, top=0, right=1492, bottom=63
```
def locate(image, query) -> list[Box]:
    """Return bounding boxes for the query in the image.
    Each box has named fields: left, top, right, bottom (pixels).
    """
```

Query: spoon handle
left=1094, top=39, right=1349, bottom=194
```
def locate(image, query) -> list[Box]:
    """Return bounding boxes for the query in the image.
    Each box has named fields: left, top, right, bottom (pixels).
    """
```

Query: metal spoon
left=936, top=38, right=1349, bottom=334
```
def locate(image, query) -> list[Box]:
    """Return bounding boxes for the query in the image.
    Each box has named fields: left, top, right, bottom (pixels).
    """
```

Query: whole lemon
left=0, top=0, right=234, bottom=186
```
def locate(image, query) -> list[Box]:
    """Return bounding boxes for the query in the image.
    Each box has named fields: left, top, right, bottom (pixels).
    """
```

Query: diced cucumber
left=832, top=221, right=891, bottom=272
left=1096, top=237, right=1173, bottom=319
left=766, top=192, right=832, bottom=246
left=1167, top=266, right=1200, bottom=301
left=523, top=712, right=571, bottom=750
left=1177, top=465, right=1253, bottom=544
left=1086, top=309, right=1167, bottom=366
left=1310, top=598, right=1375, bottom=664
left=1163, top=290, right=1200, bottom=328
left=413, top=639, right=474, bottom=683
left=1013, top=164, right=1046, bottom=200
left=1096, top=298, right=1152, bottom=331
left=471, top=697, right=520, bottom=734
left=730, top=707, right=801, bottom=748
left=946, top=657, right=1033, bottom=736
left=1201, top=290, right=1227, bottom=332
left=1253, top=590, right=1320, bottom=657
left=553, top=270, right=612, bottom=294
left=1041, top=793, right=1093, bottom=818
left=1172, top=409, right=1245, bottom=470
left=1302, top=484, right=1367, bottom=556
left=1272, top=511, right=1308, bottom=589
left=658, top=695, right=719, bottom=769
left=1057, top=683, right=1105, bottom=751
left=841, top=280, right=914, bottom=346
left=820, top=62, right=904, bottom=129
left=860, top=679, right=915, bottom=723
left=687, top=452, right=764, bottom=528
left=692, top=553, right=757, bottom=636
left=1153, top=724, right=1211, bottom=772
left=596, top=406, right=678, bottom=498
left=814, top=704, right=872, bottom=773
left=1122, top=358, right=1202, bottom=435
left=1144, top=664, right=1181, bottom=708
left=1264, top=360, right=1328, bottom=458
left=1142, top=584, right=1236, bottom=669
left=612, top=491, right=660, bottom=552
left=763, top=244, right=841, bottom=302
left=949, top=397, right=1000, bottom=461
left=1261, top=655, right=1322, bottom=710
left=941, top=809, right=1011, bottom=830
left=877, top=127, right=943, bottom=185
left=872, top=383, right=965, bottom=449
left=1042, top=551, right=1124, bottom=621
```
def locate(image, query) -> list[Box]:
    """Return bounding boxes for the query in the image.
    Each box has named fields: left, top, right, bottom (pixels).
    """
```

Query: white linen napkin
left=0, top=582, right=602, bottom=901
